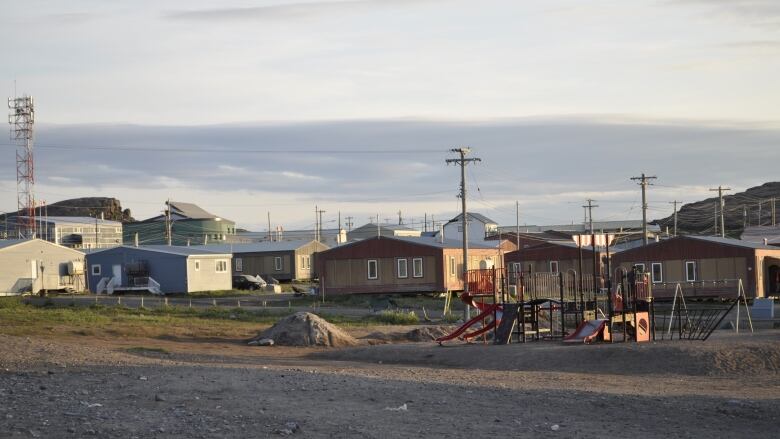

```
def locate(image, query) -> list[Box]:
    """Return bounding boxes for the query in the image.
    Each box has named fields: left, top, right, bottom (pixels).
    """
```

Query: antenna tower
left=8, top=95, right=35, bottom=238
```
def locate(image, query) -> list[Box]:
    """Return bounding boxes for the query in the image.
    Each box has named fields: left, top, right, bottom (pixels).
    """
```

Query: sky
left=1, top=0, right=778, bottom=231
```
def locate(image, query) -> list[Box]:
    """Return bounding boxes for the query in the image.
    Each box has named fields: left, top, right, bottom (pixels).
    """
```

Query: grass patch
left=374, top=310, right=420, bottom=325
left=178, top=290, right=255, bottom=298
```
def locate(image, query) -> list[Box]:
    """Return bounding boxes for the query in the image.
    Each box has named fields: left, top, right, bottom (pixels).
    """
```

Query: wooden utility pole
left=772, top=197, right=777, bottom=227
left=709, top=186, right=731, bottom=238
left=669, top=200, right=681, bottom=237
left=446, top=147, right=481, bottom=321
left=583, top=199, right=598, bottom=233
left=317, top=208, right=326, bottom=243
left=267, top=212, right=272, bottom=242
left=165, top=199, right=172, bottom=246
left=631, top=173, right=657, bottom=245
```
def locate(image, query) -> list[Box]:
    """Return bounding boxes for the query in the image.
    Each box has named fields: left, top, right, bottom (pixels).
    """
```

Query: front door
left=112, top=264, right=122, bottom=284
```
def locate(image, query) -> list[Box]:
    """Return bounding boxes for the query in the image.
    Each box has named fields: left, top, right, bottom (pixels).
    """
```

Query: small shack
left=192, top=239, right=329, bottom=281
left=317, top=236, right=502, bottom=295
left=0, top=239, right=86, bottom=295
left=85, top=245, right=231, bottom=294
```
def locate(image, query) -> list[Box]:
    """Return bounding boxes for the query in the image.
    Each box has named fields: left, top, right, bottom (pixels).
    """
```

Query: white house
left=443, top=213, right=499, bottom=243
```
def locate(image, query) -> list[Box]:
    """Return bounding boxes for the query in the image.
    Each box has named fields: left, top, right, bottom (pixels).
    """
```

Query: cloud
left=164, top=0, right=435, bottom=22
left=2, top=117, right=777, bottom=227
left=671, top=0, right=780, bottom=29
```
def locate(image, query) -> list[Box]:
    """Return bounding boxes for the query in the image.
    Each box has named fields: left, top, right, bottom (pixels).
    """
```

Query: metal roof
left=88, top=245, right=230, bottom=257
left=0, top=238, right=85, bottom=254
left=0, top=239, right=26, bottom=251
left=498, top=220, right=661, bottom=234
left=341, top=235, right=496, bottom=250
left=168, top=201, right=220, bottom=220
left=34, top=216, right=122, bottom=226
left=686, top=235, right=780, bottom=250
left=351, top=223, right=419, bottom=232
left=446, top=213, right=497, bottom=225
left=191, top=239, right=321, bottom=253
left=740, top=226, right=780, bottom=245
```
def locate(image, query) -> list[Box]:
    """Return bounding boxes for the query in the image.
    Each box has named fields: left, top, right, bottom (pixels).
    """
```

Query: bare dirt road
left=1, top=330, right=778, bottom=438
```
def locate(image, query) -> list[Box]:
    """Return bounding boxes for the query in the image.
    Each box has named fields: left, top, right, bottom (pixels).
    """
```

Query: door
left=112, top=264, right=122, bottom=284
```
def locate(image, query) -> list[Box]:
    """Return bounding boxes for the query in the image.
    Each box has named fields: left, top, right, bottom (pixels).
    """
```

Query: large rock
left=253, top=312, right=357, bottom=347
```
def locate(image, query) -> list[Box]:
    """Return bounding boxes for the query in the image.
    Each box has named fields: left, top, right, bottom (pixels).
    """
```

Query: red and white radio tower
left=8, top=95, right=35, bottom=238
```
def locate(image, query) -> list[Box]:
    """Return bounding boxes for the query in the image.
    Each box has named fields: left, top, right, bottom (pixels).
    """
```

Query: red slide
left=563, top=319, right=607, bottom=344
left=436, top=303, right=501, bottom=344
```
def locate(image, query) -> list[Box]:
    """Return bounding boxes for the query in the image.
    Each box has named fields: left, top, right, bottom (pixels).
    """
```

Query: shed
left=317, top=236, right=502, bottom=295
left=611, top=235, right=780, bottom=299
left=0, top=239, right=86, bottom=295
left=192, top=239, right=329, bottom=281
left=85, top=245, right=231, bottom=295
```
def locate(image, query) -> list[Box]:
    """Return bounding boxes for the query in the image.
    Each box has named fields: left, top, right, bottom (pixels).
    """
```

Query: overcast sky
left=1, top=1, right=778, bottom=231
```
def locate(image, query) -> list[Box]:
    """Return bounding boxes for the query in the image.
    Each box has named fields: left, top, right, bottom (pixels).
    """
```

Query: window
left=397, top=258, right=408, bottom=278
left=367, top=259, right=378, bottom=279
left=235, top=258, right=243, bottom=272
left=685, top=261, right=696, bottom=282
left=274, top=257, right=282, bottom=271
left=91, top=264, right=101, bottom=276
left=549, top=261, right=559, bottom=273
left=413, top=258, right=423, bottom=278
left=634, top=263, right=645, bottom=273
left=216, top=260, right=228, bottom=273
left=449, top=256, right=456, bottom=276
left=651, top=263, right=663, bottom=283
left=194, top=260, right=200, bottom=271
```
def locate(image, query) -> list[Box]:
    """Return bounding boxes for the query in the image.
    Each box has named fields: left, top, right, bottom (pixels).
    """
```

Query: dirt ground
left=1, top=327, right=778, bottom=438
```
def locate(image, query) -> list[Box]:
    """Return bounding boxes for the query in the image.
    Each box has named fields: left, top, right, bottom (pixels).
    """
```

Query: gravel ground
left=1, top=331, right=778, bottom=438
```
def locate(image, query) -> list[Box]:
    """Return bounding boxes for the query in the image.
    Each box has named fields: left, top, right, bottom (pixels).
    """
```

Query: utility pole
left=516, top=201, right=520, bottom=250
left=582, top=199, right=598, bottom=233
left=446, top=147, right=481, bottom=321
left=314, top=206, right=319, bottom=242
left=669, top=200, right=681, bottom=237
left=631, top=173, right=657, bottom=246
left=317, top=208, right=326, bottom=243
left=709, top=186, right=731, bottom=238
left=743, top=205, right=748, bottom=229
left=267, top=212, right=272, bottom=242
left=397, top=210, right=403, bottom=225
left=165, top=199, right=172, bottom=246
left=772, top=197, right=777, bottom=227
left=345, top=216, right=354, bottom=231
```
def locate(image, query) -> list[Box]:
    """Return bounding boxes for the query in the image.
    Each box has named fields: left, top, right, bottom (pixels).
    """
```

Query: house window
left=685, top=261, right=696, bottom=282
left=549, top=261, right=559, bottom=273
left=194, top=260, right=200, bottom=271
left=413, top=258, right=423, bottom=278
left=235, top=258, right=243, bottom=272
left=634, top=263, right=645, bottom=273
left=274, top=257, right=282, bottom=271
left=91, top=264, right=101, bottom=276
left=301, top=255, right=310, bottom=270
left=449, top=256, right=456, bottom=276
left=397, top=258, right=408, bottom=278
left=651, top=263, right=663, bottom=283
left=367, top=259, right=378, bottom=280
left=216, top=260, right=228, bottom=273
left=511, top=262, right=522, bottom=274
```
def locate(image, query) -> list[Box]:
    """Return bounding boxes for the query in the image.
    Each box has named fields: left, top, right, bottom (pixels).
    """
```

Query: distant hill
left=1, top=197, right=134, bottom=222
left=652, top=182, right=780, bottom=237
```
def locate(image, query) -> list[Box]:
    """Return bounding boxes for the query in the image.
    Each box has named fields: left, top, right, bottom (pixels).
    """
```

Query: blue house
left=85, top=245, right=232, bottom=295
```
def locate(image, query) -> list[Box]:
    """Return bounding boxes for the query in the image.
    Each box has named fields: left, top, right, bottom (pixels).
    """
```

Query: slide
left=436, top=304, right=501, bottom=344
left=563, top=319, right=608, bottom=344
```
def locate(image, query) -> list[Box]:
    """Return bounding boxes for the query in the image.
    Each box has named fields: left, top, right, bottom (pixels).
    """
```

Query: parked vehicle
left=232, top=275, right=266, bottom=290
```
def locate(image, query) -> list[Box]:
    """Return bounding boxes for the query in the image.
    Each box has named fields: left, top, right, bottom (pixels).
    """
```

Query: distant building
left=443, top=213, right=498, bottom=243
left=124, top=201, right=236, bottom=246
left=347, top=223, right=421, bottom=241
left=85, top=245, right=232, bottom=295
left=504, top=239, right=609, bottom=277
left=495, top=220, right=662, bottom=245
left=317, top=236, right=503, bottom=295
left=192, top=239, right=329, bottom=281
left=235, top=228, right=347, bottom=247
left=0, top=216, right=122, bottom=249
left=0, top=239, right=86, bottom=295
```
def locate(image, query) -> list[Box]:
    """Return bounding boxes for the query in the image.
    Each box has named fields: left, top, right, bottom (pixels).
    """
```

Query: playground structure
left=436, top=258, right=752, bottom=345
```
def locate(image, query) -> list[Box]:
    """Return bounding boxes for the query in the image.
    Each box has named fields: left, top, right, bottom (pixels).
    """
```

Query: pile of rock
left=249, top=312, right=357, bottom=347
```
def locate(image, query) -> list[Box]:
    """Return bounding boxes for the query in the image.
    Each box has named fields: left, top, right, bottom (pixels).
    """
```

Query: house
left=192, top=239, right=330, bottom=281
left=495, top=220, right=662, bottom=244
left=235, top=228, right=347, bottom=247
left=123, top=201, right=236, bottom=246
left=85, top=245, right=232, bottom=295
left=0, top=239, right=86, bottom=295
left=504, top=239, right=610, bottom=277
left=611, top=235, right=780, bottom=299
left=443, top=213, right=498, bottom=243
left=317, top=236, right=503, bottom=295
left=741, top=225, right=780, bottom=247
left=346, top=223, right=421, bottom=242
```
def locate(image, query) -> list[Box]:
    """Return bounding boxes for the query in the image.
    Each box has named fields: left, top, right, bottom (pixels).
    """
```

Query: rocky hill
left=653, top=182, right=779, bottom=237
left=2, top=197, right=134, bottom=222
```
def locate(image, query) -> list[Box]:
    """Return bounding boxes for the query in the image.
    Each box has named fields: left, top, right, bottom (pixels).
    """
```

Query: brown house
left=611, top=235, right=780, bottom=299
left=317, top=236, right=503, bottom=295
left=193, top=240, right=329, bottom=282
left=504, top=240, right=608, bottom=276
